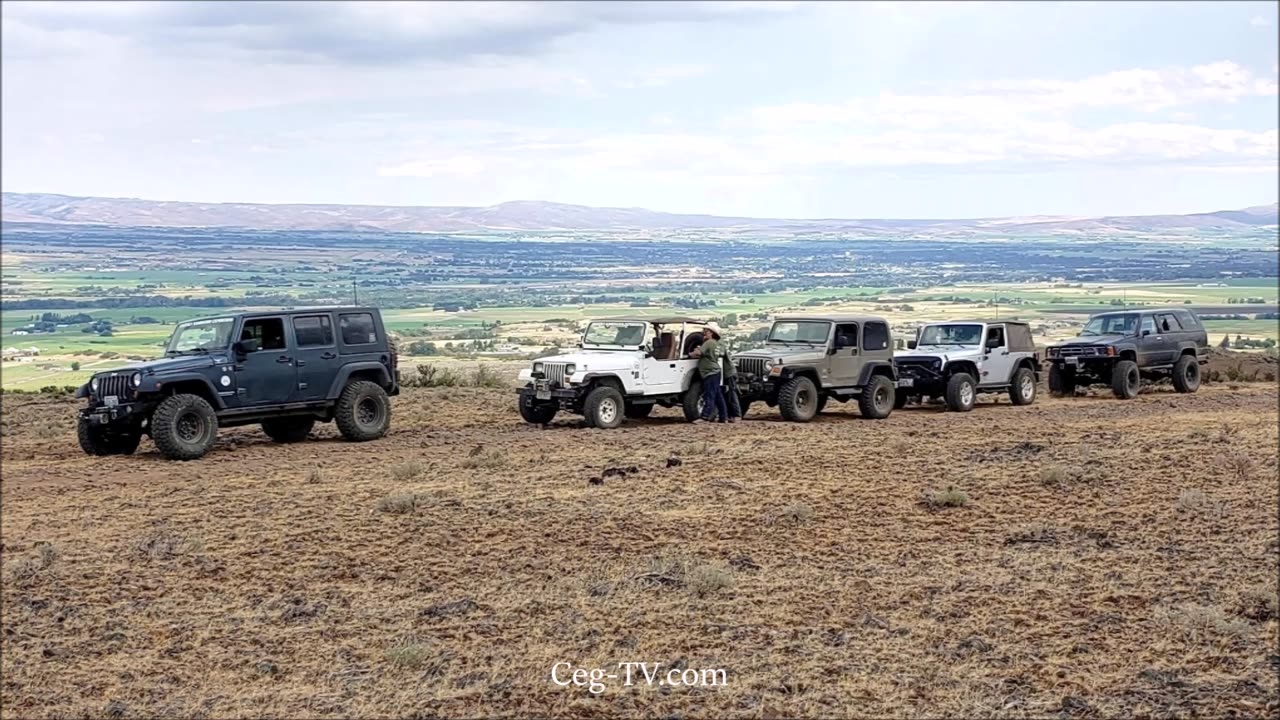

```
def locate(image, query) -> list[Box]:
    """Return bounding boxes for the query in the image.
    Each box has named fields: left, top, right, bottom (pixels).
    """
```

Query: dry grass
left=1, top=384, right=1277, bottom=718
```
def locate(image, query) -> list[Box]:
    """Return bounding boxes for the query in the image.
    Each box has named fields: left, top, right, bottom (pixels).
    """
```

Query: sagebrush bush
left=389, top=460, right=425, bottom=481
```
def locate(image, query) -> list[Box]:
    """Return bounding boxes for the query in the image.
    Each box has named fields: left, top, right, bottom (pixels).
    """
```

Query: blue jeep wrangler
left=76, top=306, right=399, bottom=460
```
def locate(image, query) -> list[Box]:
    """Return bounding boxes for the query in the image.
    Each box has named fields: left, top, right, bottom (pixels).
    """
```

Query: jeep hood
left=1053, top=335, right=1130, bottom=348
left=534, top=350, right=637, bottom=369
left=96, top=354, right=223, bottom=376
left=895, top=344, right=981, bottom=361
left=736, top=345, right=826, bottom=364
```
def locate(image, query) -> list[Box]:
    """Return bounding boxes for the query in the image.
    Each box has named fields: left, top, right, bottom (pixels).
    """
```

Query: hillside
left=2, top=192, right=1276, bottom=235
left=1, top=382, right=1276, bottom=718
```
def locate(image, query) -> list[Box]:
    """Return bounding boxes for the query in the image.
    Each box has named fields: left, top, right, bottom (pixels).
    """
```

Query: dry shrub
left=462, top=448, right=506, bottom=469
left=767, top=502, right=814, bottom=525
left=306, top=468, right=323, bottom=484
left=1157, top=605, right=1252, bottom=644
left=136, top=530, right=197, bottom=561
left=6, top=542, right=58, bottom=586
left=678, top=441, right=717, bottom=457
left=931, top=486, right=970, bottom=508
left=470, top=364, right=505, bottom=388
left=1226, top=452, right=1254, bottom=481
left=1176, top=489, right=1226, bottom=517
left=632, top=552, right=734, bottom=597
left=389, top=460, right=425, bottom=481
left=377, top=493, right=427, bottom=515
left=385, top=638, right=437, bottom=670
left=1039, top=465, right=1071, bottom=486
left=1235, top=586, right=1279, bottom=621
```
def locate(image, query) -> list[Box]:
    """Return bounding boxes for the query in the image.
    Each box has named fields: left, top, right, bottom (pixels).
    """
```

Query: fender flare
left=857, top=361, right=898, bottom=386
left=1008, top=355, right=1041, bottom=383
left=777, top=365, right=821, bottom=387
left=151, top=374, right=227, bottom=409
left=326, top=362, right=391, bottom=399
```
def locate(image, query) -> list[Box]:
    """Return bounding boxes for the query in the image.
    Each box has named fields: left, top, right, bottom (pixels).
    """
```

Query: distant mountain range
left=2, top=192, right=1276, bottom=236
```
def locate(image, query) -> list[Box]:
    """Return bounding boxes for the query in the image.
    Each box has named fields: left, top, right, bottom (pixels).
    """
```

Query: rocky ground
left=1, top=382, right=1277, bottom=718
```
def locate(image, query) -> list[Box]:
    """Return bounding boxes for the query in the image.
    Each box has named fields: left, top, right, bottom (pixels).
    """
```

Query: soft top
left=591, top=316, right=707, bottom=325
left=918, top=319, right=1031, bottom=326
left=773, top=314, right=888, bottom=324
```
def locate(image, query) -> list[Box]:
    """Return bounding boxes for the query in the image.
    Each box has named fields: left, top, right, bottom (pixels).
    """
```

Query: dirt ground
left=1, top=383, right=1277, bottom=719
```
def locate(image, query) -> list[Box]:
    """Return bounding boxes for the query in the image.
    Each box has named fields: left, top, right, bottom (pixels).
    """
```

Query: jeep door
left=642, top=325, right=687, bottom=394
left=1151, top=313, right=1183, bottom=365
left=290, top=312, right=340, bottom=402
left=829, top=323, right=860, bottom=385
left=1136, top=314, right=1162, bottom=365
left=979, top=324, right=1015, bottom=387
left=234, top=316, right=296, bottom=405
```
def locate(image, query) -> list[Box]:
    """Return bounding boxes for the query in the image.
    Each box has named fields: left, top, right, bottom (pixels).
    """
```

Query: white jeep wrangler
left=516, top=317, right=713, bottom=428
left=892, top=320, right=1041, bottom=412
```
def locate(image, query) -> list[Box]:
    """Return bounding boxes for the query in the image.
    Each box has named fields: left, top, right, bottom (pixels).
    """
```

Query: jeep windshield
left=918, top=324, right=983, bottom=346
left=166, top=317, right=234, bottom=355
left=768, top=321, right=830, bottom=344
left=582, top=321, right=648, bottom=348
left=1080, top=314, right=1136, bottom=337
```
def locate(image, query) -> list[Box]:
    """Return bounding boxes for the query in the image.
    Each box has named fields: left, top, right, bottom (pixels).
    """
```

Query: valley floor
left=1, top=384, right=1277, bottom=718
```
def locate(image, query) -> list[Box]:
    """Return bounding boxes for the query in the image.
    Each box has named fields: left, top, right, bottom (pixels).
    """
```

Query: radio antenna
left=352, top=279, right=358, bottom=305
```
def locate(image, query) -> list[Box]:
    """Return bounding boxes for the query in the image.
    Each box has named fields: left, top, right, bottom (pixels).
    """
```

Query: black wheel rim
left=357, top=397, right=379, bottom=426
left=1185, top=365, right=1197, bottom=382
left=797, top=389, right=810, bottom=409
left=875, top=385, right=890, bottom=407
left=176, top=412, right=203, bottom=442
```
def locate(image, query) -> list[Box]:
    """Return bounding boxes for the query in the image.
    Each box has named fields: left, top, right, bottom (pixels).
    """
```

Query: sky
left=2, top=0, right=1277, bottom=219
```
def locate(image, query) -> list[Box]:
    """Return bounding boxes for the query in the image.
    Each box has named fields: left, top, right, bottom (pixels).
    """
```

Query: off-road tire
left=858, top=374, right=895, bottom=420
left=151, top=393, right=218, bottom=461
left=624, top=402, right=654, bottom=420
left=76, top=418, right=141, bottom=456
left=518, top=395, right=558, bottom=424
left=1048, top=363, right=1075, bottom=397
left=778, top=375, right=819, bottom=423
left=1111, top=360, right=1140, bottom=400
left=739, top=399, right=753, bottom=418
left=1009, top=367, right=1037, bottom=406
left=335, top=380, right=391, bottom=441
left=815, top=394, right=829, bottom=414
left=945, top=373, right=976, bottom=412
left=681, top=379, right=704, bottom=422
left=261, top=417, right=315, bottom=443
left=1172, top=354, right=1201, bottom=394
left=583, top=385, right=624, bottom=429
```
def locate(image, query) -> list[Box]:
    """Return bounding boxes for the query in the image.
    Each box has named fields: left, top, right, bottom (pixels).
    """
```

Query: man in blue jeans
left=689, top=322, right=728, bottom=424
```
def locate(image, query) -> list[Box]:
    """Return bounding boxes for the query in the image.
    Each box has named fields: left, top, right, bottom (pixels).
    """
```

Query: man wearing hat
left=690, top=322, right=728, bottom=424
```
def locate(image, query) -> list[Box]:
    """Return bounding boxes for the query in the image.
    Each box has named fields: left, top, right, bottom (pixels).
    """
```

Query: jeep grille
left=542, top=362, right=570, bottom=387
left=1058, top=346, right=1105, bottom=357
left=96, top=373, right=134, bottom=401
left=736, top=357, right=768, bottom=377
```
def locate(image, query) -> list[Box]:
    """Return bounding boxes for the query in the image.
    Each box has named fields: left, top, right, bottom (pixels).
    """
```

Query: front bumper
left=517, top=382, right=581, bottom=405
left=79, top=400, right=146, bottom=425
left=893, top=363, right=945, bottom=394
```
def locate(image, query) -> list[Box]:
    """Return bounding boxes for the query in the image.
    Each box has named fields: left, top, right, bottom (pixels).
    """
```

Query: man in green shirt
left=690, top=322, right=728, bottom=423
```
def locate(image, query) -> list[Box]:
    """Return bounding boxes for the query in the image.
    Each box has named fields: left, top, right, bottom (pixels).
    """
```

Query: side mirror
left=986, top=338, right=1001, bottom=349
left=907, top=340, right=917, bottom=350
left=1141, top=330, right=1151, bottom=337
left=234, top=338, right=260, bottom=357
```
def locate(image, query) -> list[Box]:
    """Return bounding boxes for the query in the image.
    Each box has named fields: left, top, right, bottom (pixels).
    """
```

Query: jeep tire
left=945, top=373, right=976, bottom=412
left=1172, top=354, right=1201, bottom=394
left=518, top=395, right=558, bottom=425
left=778, top=375, right=819, bottom=423
left=1048, top=363, right=1075, bottom=397
left=77, top=417, right=141, bottom=456
left=624, top=402, right=654, bottom=420
left=681, top=379, right=703, bottom=422
left=335, top=380, right=391, bottom=441
left=1009, top=367, right=1037, bottom=406
left=1111, top=360, right=1140, bottom=400
left=858, top=374, right=895, bottom=419
left=583, top=385, right=624, bottom=429
left=151, top=393, right=218, bottom=461
left=262, top=417, right=315, bottom=443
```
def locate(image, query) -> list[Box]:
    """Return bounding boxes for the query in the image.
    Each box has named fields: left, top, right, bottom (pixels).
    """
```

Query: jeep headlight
left=533, top=362, right=544, bottom=374
left=1048, top=347, right=1060, bottom=358
left=564, top=363, right=576, bottom=376
left=90, top=376, right=100, bottom=392
left=764, top=359, right=775, bottom=371
left=131, top=372, right=142, bottom=387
